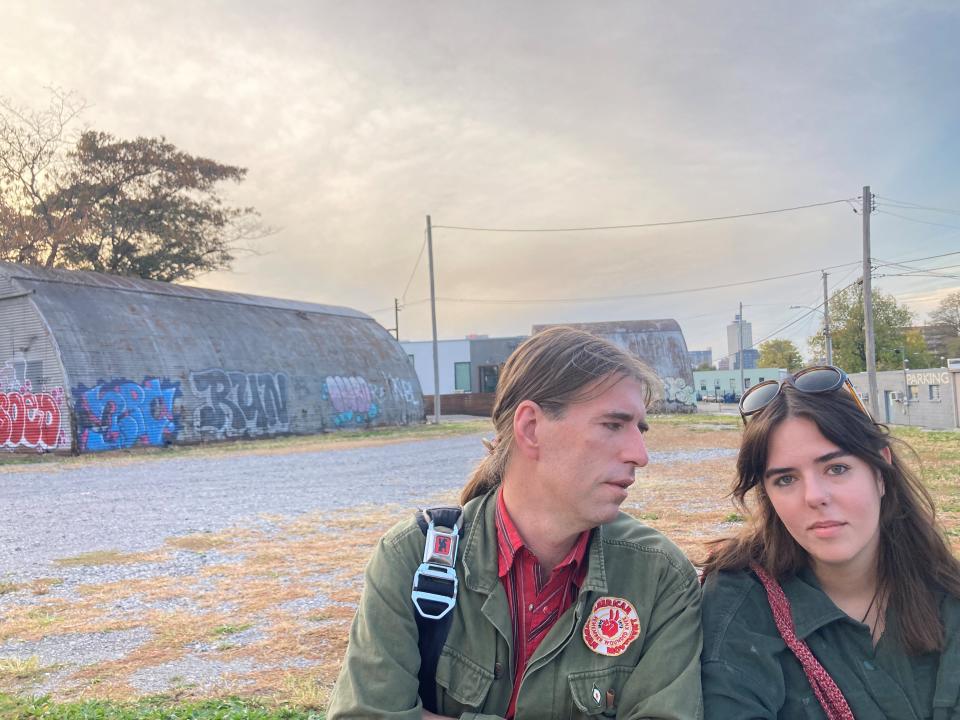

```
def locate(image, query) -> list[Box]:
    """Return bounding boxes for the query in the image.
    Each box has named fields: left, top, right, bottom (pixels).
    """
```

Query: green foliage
left=756, top=339, right=803, bottom=371
left=0, top=695, right=323, bottom=720
left=0, top=90, right=264, bottom=282
left=945, top=336, right=960, bottom=358
left=808, top=283, right=927, bottom=372
left=694, top=361, right=714, bottom=371
left=929, top=290, right=960, bottom=335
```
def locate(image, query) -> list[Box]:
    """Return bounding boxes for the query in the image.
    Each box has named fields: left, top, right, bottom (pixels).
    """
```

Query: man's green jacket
left=327, top=488, right=703, bottom=719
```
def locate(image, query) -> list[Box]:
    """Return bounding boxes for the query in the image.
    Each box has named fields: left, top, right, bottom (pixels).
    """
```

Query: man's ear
left=513, top=400, right=543, bottom=460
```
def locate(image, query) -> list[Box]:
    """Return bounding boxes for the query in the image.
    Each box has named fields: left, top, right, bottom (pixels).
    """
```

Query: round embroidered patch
left=583, top=596, right=640, bottom=656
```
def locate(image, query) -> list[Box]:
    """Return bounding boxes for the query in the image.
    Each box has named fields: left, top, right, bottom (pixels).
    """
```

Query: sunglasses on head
left=738, top=365, right=871, bottom=423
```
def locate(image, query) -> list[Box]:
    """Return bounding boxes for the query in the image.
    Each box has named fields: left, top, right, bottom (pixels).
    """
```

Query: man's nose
left=625, top=428, right=649, bottom=468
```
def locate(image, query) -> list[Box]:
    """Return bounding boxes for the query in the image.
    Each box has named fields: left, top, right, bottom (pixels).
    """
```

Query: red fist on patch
left=599, top=608, right=620, bottom=638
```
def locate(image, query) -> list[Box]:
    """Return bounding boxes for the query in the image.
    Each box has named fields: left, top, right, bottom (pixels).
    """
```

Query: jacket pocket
left=435, top=647, right=495, bottom=712
left=567, top=666, right=634, bottom=718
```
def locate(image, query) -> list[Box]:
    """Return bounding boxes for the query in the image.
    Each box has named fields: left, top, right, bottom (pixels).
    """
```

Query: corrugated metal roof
left=0, top=262, right=370, bottom=320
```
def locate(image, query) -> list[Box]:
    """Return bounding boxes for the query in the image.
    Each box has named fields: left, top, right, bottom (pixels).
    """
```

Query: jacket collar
left=782, top=567, right=857, bottom=639
left=461, top=486, right=609, bottom=596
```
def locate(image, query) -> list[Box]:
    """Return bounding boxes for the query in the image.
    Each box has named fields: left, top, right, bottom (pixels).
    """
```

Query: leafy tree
left=0, top=90, right=265, bottom=281
left=757, top=338, right=803, bottom=370
left=945, top=336, right=960, bottom=359
left=808, top=283, right=929, bottom=372
left=929, top=290, right=960, bottom=336
left=694, top=361, right=714, bottom=371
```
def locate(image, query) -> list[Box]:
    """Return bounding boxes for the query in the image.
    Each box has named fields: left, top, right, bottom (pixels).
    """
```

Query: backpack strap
left=750, top=563, right=854, bottom=720
left=413, top=506, right=464, bottom=713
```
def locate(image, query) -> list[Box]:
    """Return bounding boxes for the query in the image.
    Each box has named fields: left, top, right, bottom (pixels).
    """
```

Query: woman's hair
left=701, top=385, right=960, bottom=654
left=460, top=326, right=660, bottom=505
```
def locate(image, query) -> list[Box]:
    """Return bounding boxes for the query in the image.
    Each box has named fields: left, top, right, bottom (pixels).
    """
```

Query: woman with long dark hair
left=700, top=366, right=960, bottom=719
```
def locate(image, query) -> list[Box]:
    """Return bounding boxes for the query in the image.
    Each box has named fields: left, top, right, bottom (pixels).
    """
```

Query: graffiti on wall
left=74, top=378, right=181, bottom=452
left=322, top=375, right=381, bottom=427
left=388, top=376, right=418, bottom=405
left=1, top=362, right=66, bottom=450
left=190, top=369, right=289, bottom=437
left=662, top=376, right=696, bottom=406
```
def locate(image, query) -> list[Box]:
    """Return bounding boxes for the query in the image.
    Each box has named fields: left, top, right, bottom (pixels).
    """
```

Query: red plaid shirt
left=495, top=490, right=591, bottom=719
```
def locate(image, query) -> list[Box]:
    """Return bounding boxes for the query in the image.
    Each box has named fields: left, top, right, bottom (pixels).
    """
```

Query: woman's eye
left=773, top=475, right=796, bottom=487
left=826, top=464, right=849, bottom=476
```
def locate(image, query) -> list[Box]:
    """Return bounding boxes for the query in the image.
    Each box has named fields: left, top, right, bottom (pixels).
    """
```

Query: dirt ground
left=0, top=416, right=956, bottom=708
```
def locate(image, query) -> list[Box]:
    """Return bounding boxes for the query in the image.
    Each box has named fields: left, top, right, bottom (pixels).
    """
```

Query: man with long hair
left=328, top=327, right=703, bottom=719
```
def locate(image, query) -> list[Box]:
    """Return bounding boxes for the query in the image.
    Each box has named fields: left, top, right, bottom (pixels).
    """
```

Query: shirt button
left=528, top=604, right=534, bottom=611
left=863, top=660, right=875, bottom=671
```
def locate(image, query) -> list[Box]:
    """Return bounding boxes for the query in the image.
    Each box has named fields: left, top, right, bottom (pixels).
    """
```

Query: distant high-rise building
left=688, top=348, right=713, bottom=369
left=726, top=314, right=754, bottom=370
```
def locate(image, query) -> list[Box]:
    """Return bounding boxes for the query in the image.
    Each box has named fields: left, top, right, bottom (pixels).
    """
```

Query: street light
left=791, top=304, right=832, bottom=365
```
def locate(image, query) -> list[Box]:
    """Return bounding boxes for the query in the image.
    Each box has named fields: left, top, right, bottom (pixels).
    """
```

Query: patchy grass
left=0, top=694, right=324, bottom=719
left=168, top=534, right=232, bottom=553
left=890, top=426, right=960, bottom=554
left=281, top=673, right=329, bottom=710
left=29, top=578, right=63, bottom=596
left=0, top=656, right=52, bottom=682
left=53, top=550, right=154, bottom=568
left=649, top=411, right=740, bottom=428
left=0, top=420, right=491, bottom=472
left=0, top=582, right=18, bottom=596
left=211, top=624, right=252, bottom=637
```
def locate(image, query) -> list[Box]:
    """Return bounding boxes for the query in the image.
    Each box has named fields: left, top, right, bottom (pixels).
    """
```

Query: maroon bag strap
left=750, top=563, right=855, bottom=720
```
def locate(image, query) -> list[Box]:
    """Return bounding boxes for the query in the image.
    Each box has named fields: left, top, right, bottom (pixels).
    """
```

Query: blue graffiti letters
left=75, top=378, right=180, bottom=452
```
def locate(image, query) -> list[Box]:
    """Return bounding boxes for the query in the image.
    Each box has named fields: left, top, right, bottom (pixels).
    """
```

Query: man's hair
left=460, top=326, right=660, bottom=504
left=700, top=385, right=960, bottom=655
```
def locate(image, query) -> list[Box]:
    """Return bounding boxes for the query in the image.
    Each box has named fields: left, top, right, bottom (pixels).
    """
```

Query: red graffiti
left=0, top=389, right=63, bottom=449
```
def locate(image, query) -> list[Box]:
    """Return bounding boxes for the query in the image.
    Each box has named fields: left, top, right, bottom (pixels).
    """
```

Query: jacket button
left=494, top=662, right=503, bottom=678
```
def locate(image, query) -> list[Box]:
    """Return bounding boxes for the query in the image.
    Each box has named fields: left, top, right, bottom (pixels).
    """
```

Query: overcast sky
left=3, top=1, right=958, bottom=361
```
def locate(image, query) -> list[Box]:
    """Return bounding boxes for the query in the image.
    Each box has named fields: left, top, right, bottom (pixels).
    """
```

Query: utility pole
left=387, top=298, right=400, bottom=340
left=426, top=215, right=441, bottom=424
left=822, top=271, right=832, bottom=365
left=738, top=302, right=745, bottom=401
left=862, top=186, right=879, bottom=416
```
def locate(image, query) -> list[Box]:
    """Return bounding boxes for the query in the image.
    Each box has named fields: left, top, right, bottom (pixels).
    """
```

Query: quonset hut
left=532, top=320, right=697, bottom=413
left=0, top=262, right=423, bottom=453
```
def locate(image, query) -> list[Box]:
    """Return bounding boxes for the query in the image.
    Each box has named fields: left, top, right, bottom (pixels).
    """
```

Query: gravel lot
left=0, top=434, right=736, bottom=582
left=0, top=429, right=737, bottom=699
left=0, top=433, right=492, bottom=581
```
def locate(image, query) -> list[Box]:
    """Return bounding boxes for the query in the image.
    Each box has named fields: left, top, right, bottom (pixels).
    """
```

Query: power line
left=874, top=195, right=960, bottom=216
left=873, top=250, right=960, bottom=267
left=431, top=198, right=856, bottom=233
left=875, top=209, right=960, bottom=231
left=427, top=261, right=863, bottom=306
left=384, top=250, right=960, bottom=312
left=401, top=234, right=428, bottom=303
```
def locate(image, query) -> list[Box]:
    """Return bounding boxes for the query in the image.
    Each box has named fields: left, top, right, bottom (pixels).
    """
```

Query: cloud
left=2, top=0, right=958, bottom=355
